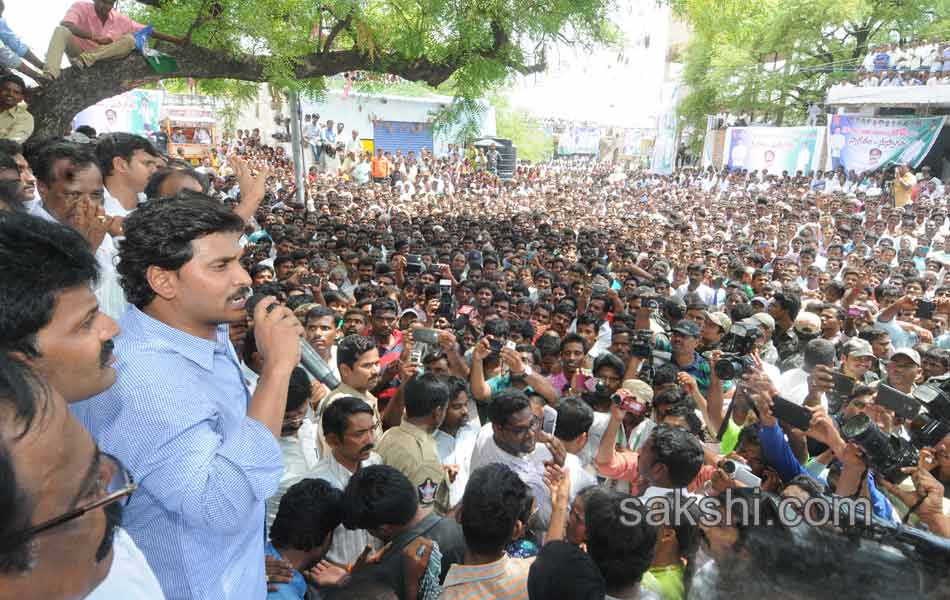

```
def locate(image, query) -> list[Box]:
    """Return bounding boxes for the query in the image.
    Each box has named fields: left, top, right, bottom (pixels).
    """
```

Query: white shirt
left=265, top=433, right=319, bottom=533
left=103, top=187, right=146, bottom=217
left=471, top=423, right=553, bottom=527
left=433, top=413, right=480, bottom=507
left=309, top=452, right=382, bottom=565
left=776, top=367, right=827, bottom=410
left=86, top=528, right=165, bottom=600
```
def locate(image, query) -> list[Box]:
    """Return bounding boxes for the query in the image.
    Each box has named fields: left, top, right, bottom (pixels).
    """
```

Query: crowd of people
left=3, top=3, right=950, bottom=600
left=1, top=101, right=950, bottom=600
left=835, top=39, right=950, bottom=88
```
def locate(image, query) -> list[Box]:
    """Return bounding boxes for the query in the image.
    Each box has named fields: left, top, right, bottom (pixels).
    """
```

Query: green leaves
left=676, top=0, right=950, bottom=141
left=122, top=0, right=615, bottom=115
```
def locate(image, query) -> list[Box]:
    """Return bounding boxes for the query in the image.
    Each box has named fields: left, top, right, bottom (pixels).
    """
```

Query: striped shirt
left=439, top=555, right=533, bottom=600
left=72, top=306, right=282, bottom=600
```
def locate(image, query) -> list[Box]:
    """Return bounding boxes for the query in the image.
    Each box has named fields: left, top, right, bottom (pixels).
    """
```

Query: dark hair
left=593, top=351, right=624, bottom=378
left=96, top=133, right=159, bottom=177
left=74, top=125, right=97, bottom=139
left=460, top=464, right=532, bottom=555
left=305, top=305, right=338, bottom=326
left=772, top=292, right=801, bottom=321
left=528, top=540, right=606, bottom=600
left=560, top=333, right=590, bottom=354
left=287, top=366, right=311, bottom=413
left=30, top=142, right=98, bottom=186
left=585, top=490, right=658, bottom=590
left=576, top=313, right=600, bottom=330
left=858, top=326, right=889, bottom=344
left=404, top=373, right=450, bottom=418
left=337, top=335, right=377, bottom=368
left=0, top=152, right=18, bottom=174
left=322, top=396, right=373, bottom=440
left=0, top=179, right=24, bottom=210
left=144, top=167, right=208, bottom=200
left=0, top=74, right=26, bottom=94
left=489, top=389, right=532, bottom=428
left=0, top=355, right=53, bottom=573
left=371, top=297, right=397, bottom=315
left=117, top=191, right=245, bottom=308
left=0, top=139, right=23, bottom=157
left=342, top=465, right=417, bottom=530
left=554, top=396, right=594, bottom=442
left=0, top=213, right=99, bottom=357
left=270, top=478, right=343, bottom=552
left=648, top=424, right=704, bottom=487
left=483, top=318, right=510, bottom=339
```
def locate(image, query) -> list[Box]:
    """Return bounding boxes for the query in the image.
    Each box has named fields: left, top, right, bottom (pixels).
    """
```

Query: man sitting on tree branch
left=44, top=0, right=187, bottom=79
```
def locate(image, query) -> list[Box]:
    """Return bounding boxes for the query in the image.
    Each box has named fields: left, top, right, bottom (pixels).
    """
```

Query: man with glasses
left=0, top=356, right=146, bottom=600
left=470, top=389, right=561, bottom=528
left=0, top=212, right=162, bottom=598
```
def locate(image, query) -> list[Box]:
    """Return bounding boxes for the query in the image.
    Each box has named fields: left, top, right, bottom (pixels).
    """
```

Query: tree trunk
left=26, top=23, right=542, bottom=139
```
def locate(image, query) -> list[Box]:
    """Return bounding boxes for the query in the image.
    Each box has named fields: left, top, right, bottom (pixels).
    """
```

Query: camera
left=841, top=413, right=918, bottom=484
left=909, top=381, right=950, bottom=449
left=612, top=388, right=648, bottom=417
left=406, top=254, right=424, bottom=274
left=714, top=322, right=759, bottom=380
left=630, top=330, right=653, bottom=359
left=722, top=459, right=762, bottom=487
left=489, top=338, right=504, bottom=354
left=437, top=279, right=454, bottom=318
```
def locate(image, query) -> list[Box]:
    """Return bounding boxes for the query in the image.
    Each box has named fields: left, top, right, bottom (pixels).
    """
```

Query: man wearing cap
left=827, top=338, right=880, bottom=414
left=778, top=311, right=822, bottom=372
left=660, top=320, right=713, bottom=397
left=748, top=312, right=779, bottom=365
left=885, top=347, right=921, bottom=395
left=699, top=311, right=731, bottom=354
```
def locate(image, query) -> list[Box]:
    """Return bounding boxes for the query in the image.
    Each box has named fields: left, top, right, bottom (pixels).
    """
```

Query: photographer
left=744, top=368, right=897, bottom=521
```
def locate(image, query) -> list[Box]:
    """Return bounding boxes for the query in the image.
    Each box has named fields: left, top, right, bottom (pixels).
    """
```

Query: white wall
left=300, top=90, right=496, bottom=156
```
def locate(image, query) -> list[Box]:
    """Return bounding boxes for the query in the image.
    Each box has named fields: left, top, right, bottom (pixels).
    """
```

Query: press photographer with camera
left=744, top=368, right=899, bottom=522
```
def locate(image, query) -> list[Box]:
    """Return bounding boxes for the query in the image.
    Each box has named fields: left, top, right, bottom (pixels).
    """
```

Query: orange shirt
left=371, top=155, right=390, bottom=178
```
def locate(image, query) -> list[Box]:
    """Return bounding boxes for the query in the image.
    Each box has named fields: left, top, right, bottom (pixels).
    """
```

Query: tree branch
left=323, top=12, right=353, bottom=54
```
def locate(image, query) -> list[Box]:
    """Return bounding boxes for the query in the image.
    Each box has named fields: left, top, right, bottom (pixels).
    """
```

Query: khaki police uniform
left=376, top=420, right=450, bottom=513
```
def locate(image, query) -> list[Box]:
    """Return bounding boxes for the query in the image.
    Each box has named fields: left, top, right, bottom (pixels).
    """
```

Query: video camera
left=714, top=321, right=759, bottom=380
left=841, top=413, right=918, bottom=485
left=909, top=380, right=950, bottom=449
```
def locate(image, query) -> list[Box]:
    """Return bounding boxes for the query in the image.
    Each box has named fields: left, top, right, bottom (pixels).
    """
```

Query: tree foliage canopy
left=673, top=0, right=950, bottom=135
left=30, top=0, right=617, bottom=137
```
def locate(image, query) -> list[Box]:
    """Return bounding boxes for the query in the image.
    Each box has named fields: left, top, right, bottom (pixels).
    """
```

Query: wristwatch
left=515, top=365, right=533, bottom=377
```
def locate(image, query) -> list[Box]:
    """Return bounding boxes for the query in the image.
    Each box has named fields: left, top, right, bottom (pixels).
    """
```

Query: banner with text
left=723, top=126, right=823, bottom=175
left=557, top=127, right=601, bottom=156
left=827, top=114, right=946, bottom=173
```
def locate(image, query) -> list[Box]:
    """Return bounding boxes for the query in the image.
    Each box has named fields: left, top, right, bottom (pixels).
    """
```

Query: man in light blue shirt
left=73, top=192, right=306, bottom=599
left=0, top=0, right=47, bottom=81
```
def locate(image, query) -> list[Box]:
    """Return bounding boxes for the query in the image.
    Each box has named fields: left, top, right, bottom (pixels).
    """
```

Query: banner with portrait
left=723, top=126, right=823, bottom=175
left=72, top=89, right=164, bottom=137
left=651, top=84, right=679, bottom=175
left=827, top=114, right=946, bottom=173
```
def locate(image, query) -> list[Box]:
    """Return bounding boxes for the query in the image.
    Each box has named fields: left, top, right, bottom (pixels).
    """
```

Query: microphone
left=246, top=293, right=341, bottom=389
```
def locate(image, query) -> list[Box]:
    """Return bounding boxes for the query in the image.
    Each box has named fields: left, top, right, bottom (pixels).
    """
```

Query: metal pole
left=288, top=91, right=307, bottom=209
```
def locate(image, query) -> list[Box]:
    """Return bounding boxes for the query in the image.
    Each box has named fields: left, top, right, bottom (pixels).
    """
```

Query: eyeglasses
left=0, top=453, right=136, bottom=550
left=507, top=415, right=543, bottom=436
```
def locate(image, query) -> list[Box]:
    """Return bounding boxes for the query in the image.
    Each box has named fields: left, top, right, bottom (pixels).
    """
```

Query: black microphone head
left=245, top=292, right=269, bottom=318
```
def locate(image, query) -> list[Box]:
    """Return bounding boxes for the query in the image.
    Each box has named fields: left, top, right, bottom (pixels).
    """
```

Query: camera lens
left=841, top=413, right=873, bottom=441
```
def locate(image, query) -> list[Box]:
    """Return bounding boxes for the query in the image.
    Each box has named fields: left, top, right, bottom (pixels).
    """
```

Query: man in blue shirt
left=267, top=478, right=344, bottom=599
left=73, top=191, right=306, bottom=599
